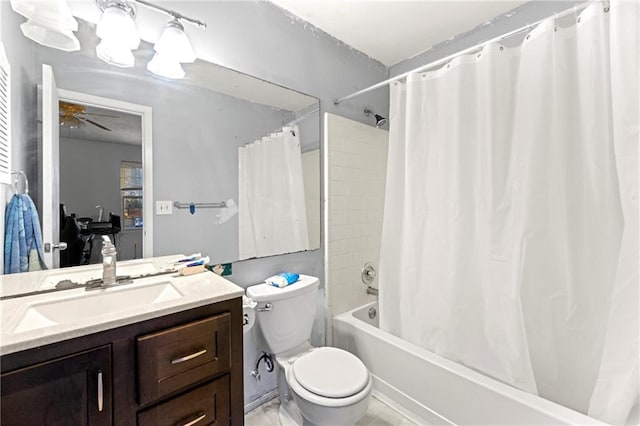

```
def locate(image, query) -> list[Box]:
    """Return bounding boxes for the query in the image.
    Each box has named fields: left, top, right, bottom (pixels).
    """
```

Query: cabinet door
left=1, top=345, right=112, bottom=426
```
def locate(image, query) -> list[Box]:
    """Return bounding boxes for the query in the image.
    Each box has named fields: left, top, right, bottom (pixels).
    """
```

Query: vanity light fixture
left=91, top=0, right=205, bottom=75
left=96, top=0, right=140, bottom=68
left=146, top=19, right=196, bottom=80
left=10, top=0, right=80, bottom=51
left=132, top=0, right=206, bottom=79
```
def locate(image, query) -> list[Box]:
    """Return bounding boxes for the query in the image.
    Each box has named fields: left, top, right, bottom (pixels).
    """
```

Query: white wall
left=324, top=113, right=388, bottom=343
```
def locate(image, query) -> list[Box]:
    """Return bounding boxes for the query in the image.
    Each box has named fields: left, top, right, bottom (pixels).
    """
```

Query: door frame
left=57, top=89, right=154, bottom=258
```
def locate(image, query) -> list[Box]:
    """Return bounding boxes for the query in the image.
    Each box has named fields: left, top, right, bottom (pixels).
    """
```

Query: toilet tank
left=246, top=275, right=319, bottom=354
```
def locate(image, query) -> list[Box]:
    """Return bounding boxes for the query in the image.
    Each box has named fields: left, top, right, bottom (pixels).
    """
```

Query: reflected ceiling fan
left=59, top=102, right=116, bottom=131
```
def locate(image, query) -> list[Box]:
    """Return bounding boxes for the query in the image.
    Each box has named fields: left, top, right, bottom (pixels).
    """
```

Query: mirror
left=58, top=100, right=145, bottom=267
left=3, top=17, right=320, bottom=278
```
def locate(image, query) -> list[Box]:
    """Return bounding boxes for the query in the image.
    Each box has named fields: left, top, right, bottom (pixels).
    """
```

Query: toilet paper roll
left=242, top=295, right=257, bottom=334
left=243, top=306, right=256, bottom=334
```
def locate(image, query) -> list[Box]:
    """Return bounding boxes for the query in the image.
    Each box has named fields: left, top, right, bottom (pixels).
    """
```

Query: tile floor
left=245, top=395, right=417, bottom=426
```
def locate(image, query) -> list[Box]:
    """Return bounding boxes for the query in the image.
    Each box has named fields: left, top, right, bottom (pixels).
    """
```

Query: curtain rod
left=334, top=0, right=604, bottom=105
left=287, top=107, right=319, bottom=127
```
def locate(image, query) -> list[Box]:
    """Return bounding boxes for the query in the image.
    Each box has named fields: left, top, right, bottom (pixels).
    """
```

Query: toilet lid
left=292, top=347, right=369, bottom=398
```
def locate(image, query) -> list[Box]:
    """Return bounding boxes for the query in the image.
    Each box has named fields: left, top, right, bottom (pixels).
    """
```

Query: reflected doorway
left=56, top=91, right=153, bottom=267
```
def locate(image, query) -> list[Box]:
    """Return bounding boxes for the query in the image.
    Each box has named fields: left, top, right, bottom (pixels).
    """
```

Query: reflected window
left=120, top=161, right=143, bottom=230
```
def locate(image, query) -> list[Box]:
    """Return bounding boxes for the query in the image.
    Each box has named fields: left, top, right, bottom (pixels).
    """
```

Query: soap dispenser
left=101, top=236, right=117, bottom=286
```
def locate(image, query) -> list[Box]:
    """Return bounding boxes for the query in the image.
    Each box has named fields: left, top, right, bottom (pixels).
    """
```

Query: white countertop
left=0, top=256, right=244, bottom=355
left=0, top=255, right=185, bottom=298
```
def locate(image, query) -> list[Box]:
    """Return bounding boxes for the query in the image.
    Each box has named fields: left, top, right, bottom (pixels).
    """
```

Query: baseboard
left=371, top=374, right=453, bottom=426
left=244, top=389, right=279, bottom=414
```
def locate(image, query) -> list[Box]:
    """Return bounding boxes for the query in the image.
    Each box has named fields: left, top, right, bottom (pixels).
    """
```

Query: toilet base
left=279, top=396, right=305, bottom=426
left=290, top=388, right=371, bottom=426
left=275, top=351, right=371, bottom=426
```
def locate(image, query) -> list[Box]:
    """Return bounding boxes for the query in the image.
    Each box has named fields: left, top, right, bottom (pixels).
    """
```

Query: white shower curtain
left=239, top=126, right=310, bottom=259
left=379, top=2, right=639, bottom=422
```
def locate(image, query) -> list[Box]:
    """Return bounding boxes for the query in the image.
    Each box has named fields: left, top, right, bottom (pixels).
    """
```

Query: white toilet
left=247, top=275, right=372, bottom=426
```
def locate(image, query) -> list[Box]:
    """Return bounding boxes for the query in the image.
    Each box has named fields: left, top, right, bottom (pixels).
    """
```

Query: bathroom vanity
left=0, top=257, right=244, bottom=425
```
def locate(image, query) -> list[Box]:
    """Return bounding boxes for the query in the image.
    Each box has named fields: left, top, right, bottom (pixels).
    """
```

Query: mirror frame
left=57, top=88, right=154, bottom=258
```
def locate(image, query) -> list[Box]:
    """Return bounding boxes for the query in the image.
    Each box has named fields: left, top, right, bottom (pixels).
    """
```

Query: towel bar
left=173, top=201, right=227, bottom=209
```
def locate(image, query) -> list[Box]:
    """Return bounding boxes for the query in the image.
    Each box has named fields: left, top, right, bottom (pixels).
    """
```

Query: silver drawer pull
left=177, top=413, right=206, bottom=426
left=97, top=371, right=104, bottom=412
left=171, top=348, right=207, bottom=364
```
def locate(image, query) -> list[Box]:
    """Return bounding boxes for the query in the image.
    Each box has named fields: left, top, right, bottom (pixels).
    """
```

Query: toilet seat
left=291, top=347, right=369, bottom=398
left=285, top=363, right=372, bottom=410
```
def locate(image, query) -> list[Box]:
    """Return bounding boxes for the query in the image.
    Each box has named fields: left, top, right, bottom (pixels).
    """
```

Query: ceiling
left=59, top=103, right=142, bottom=145
left=269, top=0, right=527, bottom=66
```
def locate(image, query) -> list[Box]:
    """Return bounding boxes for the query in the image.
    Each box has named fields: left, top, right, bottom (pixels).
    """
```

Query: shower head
left=364, top=108, right=387, bottom=128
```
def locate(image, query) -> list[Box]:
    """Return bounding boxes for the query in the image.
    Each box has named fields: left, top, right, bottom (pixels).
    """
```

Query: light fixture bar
left=132, top=0, right=206, bottom=28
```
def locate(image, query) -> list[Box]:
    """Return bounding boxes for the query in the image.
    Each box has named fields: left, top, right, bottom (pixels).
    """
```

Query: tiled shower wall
left=324, top=113, right=388, bottom=343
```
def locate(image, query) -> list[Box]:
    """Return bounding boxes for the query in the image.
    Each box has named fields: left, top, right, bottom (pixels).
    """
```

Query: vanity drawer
left=137, top=313, right=231, bottom=405
left=137, top=375, right=230, bottom=426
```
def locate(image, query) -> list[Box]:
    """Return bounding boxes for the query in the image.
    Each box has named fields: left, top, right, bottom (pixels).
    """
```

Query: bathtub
left=333, top=302, right=606, bottom=425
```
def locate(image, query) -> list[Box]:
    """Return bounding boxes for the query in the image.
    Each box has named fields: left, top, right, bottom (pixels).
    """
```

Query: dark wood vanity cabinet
left=0, top=297, right=244, bottom=426
left=1, top=345, right=112, bottom=426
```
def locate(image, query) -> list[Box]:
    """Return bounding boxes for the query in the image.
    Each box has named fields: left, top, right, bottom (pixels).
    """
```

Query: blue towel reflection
left=4, top=194, right=47, bottom=274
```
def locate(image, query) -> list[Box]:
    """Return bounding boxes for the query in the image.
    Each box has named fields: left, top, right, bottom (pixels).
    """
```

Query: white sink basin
left=13, top=281, right=183, bottom=333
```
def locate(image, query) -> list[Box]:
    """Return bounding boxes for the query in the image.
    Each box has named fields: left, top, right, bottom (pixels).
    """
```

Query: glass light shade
left=20, top=21, right=80, bottom=51
left=96, top=5, right=140, bottom=50
left=154, top=22, right=196, bottom=64
left=146, top=53, right=185, bottom=79
left=11, top=0, right=80, bottom=51
left=11, top=0, right=77, bottom=31
left=96, top=4, right=139, bottom=68
left=96, top=41, right=135, bottom=68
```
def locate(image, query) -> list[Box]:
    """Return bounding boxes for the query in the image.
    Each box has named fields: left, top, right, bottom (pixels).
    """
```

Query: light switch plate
left=156, top=200, right=172, bottom=215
